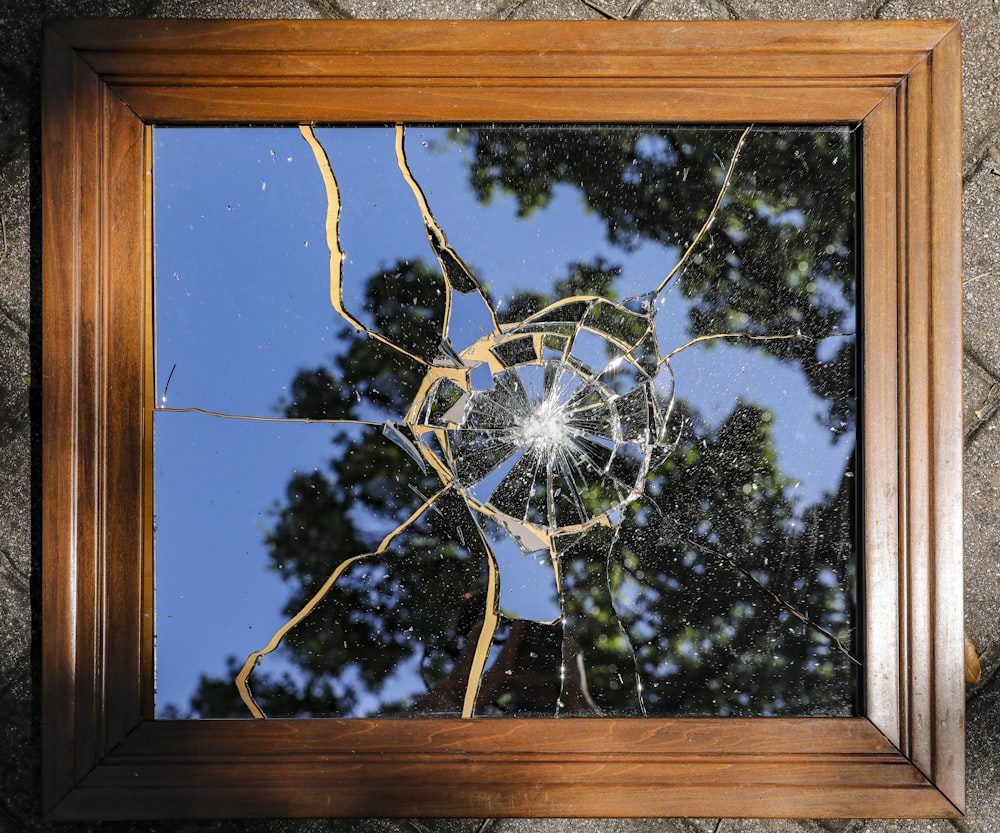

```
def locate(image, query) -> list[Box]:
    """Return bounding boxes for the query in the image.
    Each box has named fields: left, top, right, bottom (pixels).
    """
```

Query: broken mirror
left=153, top=124, right=858, bottom=720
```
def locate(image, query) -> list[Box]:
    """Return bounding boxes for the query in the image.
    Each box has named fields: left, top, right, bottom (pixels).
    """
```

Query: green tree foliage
left=453, top=126, right=856, bottom=435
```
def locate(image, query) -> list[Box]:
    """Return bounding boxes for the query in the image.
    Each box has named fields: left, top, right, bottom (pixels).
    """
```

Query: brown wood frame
left=41, top=19, right=964, bottom=820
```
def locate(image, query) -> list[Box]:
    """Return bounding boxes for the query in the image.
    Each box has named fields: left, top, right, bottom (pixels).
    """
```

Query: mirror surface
left=153, top=124, right=858, bottom=719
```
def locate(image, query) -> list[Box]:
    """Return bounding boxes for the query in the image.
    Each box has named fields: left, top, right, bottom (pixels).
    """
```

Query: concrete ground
left=0, top=0, right=997, bottom=831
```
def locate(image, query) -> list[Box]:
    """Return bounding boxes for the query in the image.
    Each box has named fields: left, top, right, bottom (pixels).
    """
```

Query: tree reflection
left=186, top=127, right=856, bottom=719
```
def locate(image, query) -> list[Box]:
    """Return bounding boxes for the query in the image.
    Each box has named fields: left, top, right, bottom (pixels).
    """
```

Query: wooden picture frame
left=42, top=19, right=964, bottom=819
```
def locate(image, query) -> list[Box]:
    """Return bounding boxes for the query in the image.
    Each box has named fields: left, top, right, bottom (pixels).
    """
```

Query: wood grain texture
left=41, top=19, right=964, bottom=820
left=41, top=25, right=85, bottom=813
left=107, top=85, right=891, bottom=124
left=861, top=93, right=901, bottom=750
left=927, top=25, right=965, bottom=810
left=103, top=88, right=146, bottom=753
left=51, top=19, right=942, bottom=124
left=903, top=54, right=934, bottom=774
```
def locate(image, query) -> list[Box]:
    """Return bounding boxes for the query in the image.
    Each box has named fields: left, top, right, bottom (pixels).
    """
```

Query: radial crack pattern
left=206, top=122, right=858, bottom=720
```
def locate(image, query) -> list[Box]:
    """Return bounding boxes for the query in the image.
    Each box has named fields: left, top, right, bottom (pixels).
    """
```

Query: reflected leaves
left=155, top=123, right=858, bottom=720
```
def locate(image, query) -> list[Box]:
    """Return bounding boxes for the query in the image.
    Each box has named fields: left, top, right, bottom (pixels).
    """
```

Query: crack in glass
left=221, top=123, right=856, bottom=719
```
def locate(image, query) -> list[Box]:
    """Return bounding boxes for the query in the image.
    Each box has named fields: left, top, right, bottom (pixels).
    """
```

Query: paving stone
left=962, top=348, right=1000, bottom=432
left=720, top=821, right=809, bottom=833
left=495, top=820, right=675, bottom=833
left=0, top=180, right=31, bottom=826
left=0, top=151, right=31, bottom=593
left=500, top=0, right=604, bottom=18
left=811, top=822, right=866, bottom=833
left=0, top=334, right=32, bottom=830
left=964, top=350, right=1000, bottom=443
left=0, top=535, right=29, bottom=664
left=597, top=0, right=725, bottom=19
left=0, top=307, right=29, bottom=482
left=726, top=0, right=872, bottom=17
left=42, top=0, right=151, bottom=13
left=876, top=0, right=1000, bottom=159
left=151, top=0, right=325, bottom=16
left=0, top=149, right=30, bottom=339
left=966, top=664, right=1000, bottom=833
left=963, top=156, right=1000, bottom=377
left=332, top=0, right=503, bottom=16
left=0, top=659, right=35, bottom=830
left=656, top=821, right=726, bottom=833
left=0, top=67, right=31, bottom=166
left=0, top=0, right=153, bottom=91
left=964, top=399, right=1000, bottom=659
left=391, top=823, right=492, bottom=833
left=858, top=822, right=953, bottom=833
left=963, top=313, right=1000, bottom=833
left=317, top=821, right=409, bottom=833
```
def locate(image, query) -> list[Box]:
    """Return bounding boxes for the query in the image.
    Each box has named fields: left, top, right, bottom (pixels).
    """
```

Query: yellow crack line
left=394, top=124, right=501, bottom=335
left=299, top=124, right=429, bottom=368
left=462, top=521, right=501, bottom=718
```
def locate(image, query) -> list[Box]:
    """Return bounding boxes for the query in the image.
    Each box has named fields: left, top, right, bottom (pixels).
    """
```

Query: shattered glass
left=153, top=124, right=858, bottom=719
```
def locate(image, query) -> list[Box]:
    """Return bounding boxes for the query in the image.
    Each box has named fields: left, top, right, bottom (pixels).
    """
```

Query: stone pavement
left=0, top=0, right=997, bottom=831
